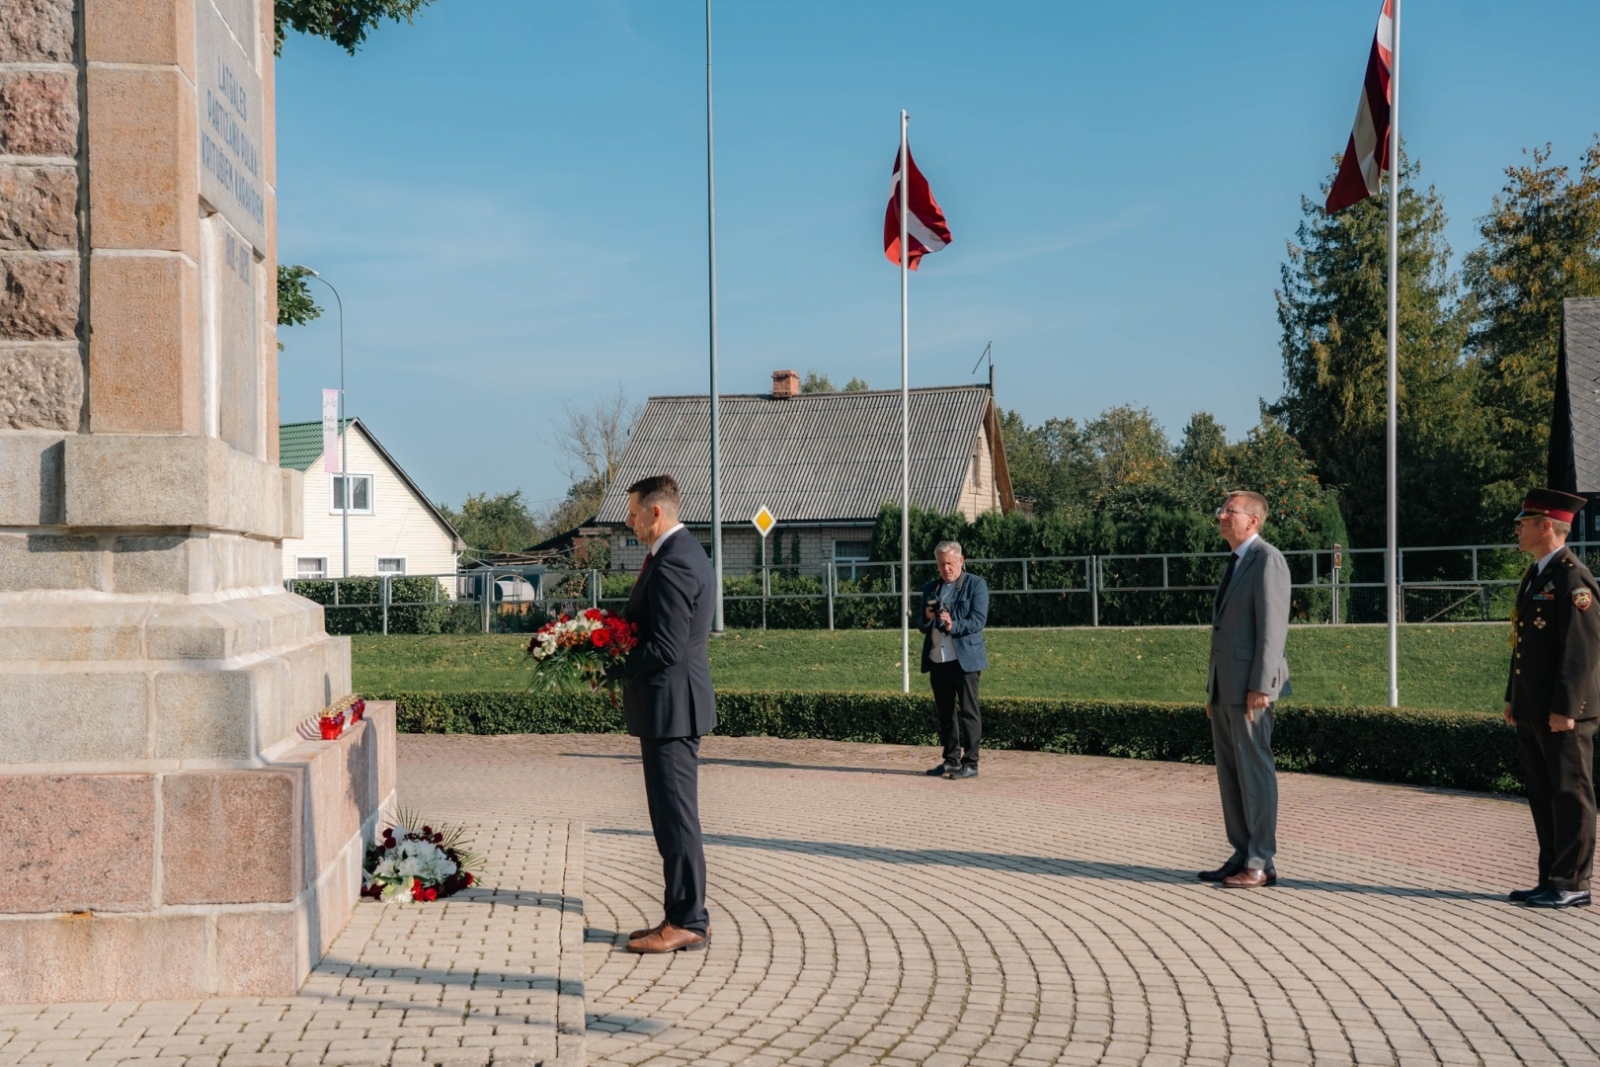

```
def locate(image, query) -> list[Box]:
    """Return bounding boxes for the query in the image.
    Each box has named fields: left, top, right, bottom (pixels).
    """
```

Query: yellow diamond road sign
left=751, top=506, right=776, bottom=537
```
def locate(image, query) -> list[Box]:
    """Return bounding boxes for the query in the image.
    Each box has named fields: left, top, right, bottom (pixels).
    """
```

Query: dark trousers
left=639, top=735, right=709, bottom=933
left=928, top=661, right=981, bottom=767
left=1210, top=702, right=1278, bottom=870
left=1516, top=717, right=1598, bottom=892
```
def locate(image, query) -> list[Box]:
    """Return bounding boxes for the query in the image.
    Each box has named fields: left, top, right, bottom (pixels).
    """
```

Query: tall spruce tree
left=1273, top=153, right=1484, bottom=547
left=1464, top=140, right=1600, bottom=515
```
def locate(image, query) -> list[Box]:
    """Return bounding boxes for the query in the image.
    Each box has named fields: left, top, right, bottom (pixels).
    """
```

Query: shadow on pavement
left=561, top=751, right=925, bottom=777
left=591, top=827, right=1504, bottom=899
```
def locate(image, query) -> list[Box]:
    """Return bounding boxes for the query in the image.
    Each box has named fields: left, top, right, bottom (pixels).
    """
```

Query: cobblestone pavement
left=0, top=819, right=585, bottom=1067
left=401, top=734, right=1600, bottom=1067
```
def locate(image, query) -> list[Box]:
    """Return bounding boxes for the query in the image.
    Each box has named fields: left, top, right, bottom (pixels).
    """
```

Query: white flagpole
left=706, top=0, right=724, bottom=633
left=1385, top=0, right=1401, bottom=707
left=900, top=109, right=911, bottom=695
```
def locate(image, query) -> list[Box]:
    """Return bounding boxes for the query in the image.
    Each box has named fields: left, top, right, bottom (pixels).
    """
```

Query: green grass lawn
left=353, top=624, right=1510, bottom=712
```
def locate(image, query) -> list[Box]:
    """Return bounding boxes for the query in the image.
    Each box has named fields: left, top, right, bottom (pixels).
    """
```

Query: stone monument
left=0, top=0, right=394, bottom=1001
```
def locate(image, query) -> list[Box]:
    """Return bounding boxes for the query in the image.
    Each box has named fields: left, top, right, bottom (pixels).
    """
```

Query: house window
left=295, top=557, right=328, bottom=579
left=331, top=473, right=373, bottom=514
left=377, top=557, right=406, bottom=575
left=833, top=540, right=873, bottom=579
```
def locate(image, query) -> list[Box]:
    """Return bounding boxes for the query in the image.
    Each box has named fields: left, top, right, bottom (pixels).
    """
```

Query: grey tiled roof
left=1563, top=299, right=1600, bottom=493
left=594, top=386, right=996, bottom=525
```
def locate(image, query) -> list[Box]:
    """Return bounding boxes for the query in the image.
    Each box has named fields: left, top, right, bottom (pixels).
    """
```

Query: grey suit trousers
left=1211, top=702, right=1278, bottom=870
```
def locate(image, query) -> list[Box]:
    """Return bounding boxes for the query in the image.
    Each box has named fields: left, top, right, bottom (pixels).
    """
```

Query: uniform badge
left=1574, top=588, right=1594, bottom=612
left=1535, top=617, right=1547, bottom=628
left=1534, top=581, right=1556, bottom=601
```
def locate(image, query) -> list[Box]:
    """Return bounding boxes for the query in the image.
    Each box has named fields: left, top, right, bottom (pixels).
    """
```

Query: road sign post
left=752, top=507, right=775, bottom=631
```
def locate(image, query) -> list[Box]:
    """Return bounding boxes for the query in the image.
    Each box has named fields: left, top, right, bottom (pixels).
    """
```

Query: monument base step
left=0, top=702, right=398, bottom=1003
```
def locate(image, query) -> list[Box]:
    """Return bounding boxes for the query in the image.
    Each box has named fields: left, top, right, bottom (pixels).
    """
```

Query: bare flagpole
left=706, top=0, right=725, bottom=633
left=1385, top=0, right=1401, bottom=706
left=899, top=109, right=911, bottom=694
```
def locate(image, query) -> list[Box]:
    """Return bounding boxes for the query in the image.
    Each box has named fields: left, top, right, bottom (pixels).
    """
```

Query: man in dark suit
left=917, top=540, right=989, bottom=779
left=1504, top=488, right=1600, bottom=909
left=611, top=474, right=716, bottom=952
left=1200, top=491, right=1291, bottom=889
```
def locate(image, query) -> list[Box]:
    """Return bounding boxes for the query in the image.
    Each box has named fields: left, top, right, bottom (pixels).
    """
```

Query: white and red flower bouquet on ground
left=526, top=608, right=637, bottom=697
left=361, top=814, right=480, bottom=903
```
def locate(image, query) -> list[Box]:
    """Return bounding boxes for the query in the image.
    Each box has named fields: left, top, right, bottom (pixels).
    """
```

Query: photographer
left=918, top=540, right=989, bottom=779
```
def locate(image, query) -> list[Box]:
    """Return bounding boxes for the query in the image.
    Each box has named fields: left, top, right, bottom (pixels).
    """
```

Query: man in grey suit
left=1200, top=490, right=1292, bottom=889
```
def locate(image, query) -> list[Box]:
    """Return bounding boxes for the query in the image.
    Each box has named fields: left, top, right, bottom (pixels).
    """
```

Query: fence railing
left=285, top=541, right=1560, bottom=633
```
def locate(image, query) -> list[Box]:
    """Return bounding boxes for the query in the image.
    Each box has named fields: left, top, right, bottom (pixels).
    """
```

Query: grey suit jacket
left=1208, top=537, right=1292, bottom=707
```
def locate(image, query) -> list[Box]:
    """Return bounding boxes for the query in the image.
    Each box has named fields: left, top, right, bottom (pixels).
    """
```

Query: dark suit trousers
left=929, top=661, right=981, bottom=766
left=639, top=735, right=710, bottom=933
left=1516, top=717, right=1598, bottom=891
left=1210, top=702, right=1278, bottom=870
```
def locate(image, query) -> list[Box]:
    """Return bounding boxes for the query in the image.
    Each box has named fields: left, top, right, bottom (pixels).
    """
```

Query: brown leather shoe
left=1221, top=868, right=1270, bottom=889
left=627, top=922, right=708, bottom=954
left=628, top=919, right=711, bottom=941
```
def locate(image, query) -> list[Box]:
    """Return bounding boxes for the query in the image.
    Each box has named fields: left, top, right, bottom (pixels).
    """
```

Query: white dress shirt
left=1536, top=545, right=1565, bottom=575
left=647, top=523, right=684, bottom=557
left=929, top=577, right=960, bottom=664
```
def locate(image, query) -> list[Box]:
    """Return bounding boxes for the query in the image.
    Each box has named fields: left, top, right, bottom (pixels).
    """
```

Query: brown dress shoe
left=1221, top=868, right=1270, bottom=889
left=627, top=922, right=708, bottom=954
left=629, top=919, right=711, bottom=941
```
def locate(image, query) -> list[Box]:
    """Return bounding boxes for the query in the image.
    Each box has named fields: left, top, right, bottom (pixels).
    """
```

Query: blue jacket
left=917, top=572, right=989, bottom=673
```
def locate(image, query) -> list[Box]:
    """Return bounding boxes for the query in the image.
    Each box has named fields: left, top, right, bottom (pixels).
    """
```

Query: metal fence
left=285, top=541, right=1564, bottom=633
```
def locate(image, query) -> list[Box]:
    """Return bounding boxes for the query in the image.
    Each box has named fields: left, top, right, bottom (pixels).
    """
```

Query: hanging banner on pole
left=322, top=389, right=341, bottom=473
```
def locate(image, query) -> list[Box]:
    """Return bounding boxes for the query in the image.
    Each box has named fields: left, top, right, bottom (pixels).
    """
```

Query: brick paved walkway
left=399, top=734, right=1600, bottom=1067
left=6, top=734, right=1599, bottom=1067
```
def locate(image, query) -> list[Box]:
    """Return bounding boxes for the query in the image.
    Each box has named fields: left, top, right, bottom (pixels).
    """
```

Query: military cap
left=1515, top=489, right=1589, bottom=523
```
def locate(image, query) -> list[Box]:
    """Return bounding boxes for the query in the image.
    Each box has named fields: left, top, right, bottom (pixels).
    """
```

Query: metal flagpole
left=706, top=0, right=724, bottom=633
left=899, top=110, right=911, bottom=694
left=1385, top=0, right=1401, bottom=707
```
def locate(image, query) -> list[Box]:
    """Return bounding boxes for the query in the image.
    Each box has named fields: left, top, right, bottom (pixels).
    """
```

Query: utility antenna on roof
left=971, top=341, right=993, bottom=393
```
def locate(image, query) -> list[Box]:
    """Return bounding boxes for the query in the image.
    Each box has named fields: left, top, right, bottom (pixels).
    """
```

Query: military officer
left=1504, top=488, right=1600, bottom=908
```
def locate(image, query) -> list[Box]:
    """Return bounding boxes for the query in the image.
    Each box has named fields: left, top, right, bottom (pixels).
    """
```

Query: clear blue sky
left=274, top=0, right=1600, bottom=513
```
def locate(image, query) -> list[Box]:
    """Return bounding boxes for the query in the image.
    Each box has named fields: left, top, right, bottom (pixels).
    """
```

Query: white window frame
left=832, top=540, right=873, bottom=579
left=295, top=556, right=328, bottom=579
left=330, top=472, right=375, bottom=515
left=376, top=556, right=407, bottom=576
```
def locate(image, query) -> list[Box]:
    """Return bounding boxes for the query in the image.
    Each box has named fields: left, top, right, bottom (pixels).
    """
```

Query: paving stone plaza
left=4, top=732, right=1599, bottom=1067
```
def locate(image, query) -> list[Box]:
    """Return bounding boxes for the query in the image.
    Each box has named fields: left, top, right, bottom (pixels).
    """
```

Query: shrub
left=378, top=689, right=1526, bottom=795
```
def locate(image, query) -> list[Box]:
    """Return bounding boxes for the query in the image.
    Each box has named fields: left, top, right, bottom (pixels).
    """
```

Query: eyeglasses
left=1214, top=506, right=1251, bottom=519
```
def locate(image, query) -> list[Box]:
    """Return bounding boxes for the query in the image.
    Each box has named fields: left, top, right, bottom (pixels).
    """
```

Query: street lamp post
left=294, top=266, right=349, bottom=579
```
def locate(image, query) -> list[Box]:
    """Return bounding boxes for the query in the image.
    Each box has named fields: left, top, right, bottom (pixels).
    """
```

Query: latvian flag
left=1325, top=0, right=1394, bottom=214
left=884, top=146, right=952, bottom=270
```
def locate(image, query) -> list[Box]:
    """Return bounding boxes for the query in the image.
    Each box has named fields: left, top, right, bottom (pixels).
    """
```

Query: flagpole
left=706, top=0, right=724, bottom=634
left=1385, top=0, right=1401, bottom=707
left=899, top=109, right=911, bottom=695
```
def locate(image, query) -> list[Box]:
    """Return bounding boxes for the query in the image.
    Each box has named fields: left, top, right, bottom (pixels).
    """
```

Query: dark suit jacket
left=617, top=527, right=717, bottom=739
left=917, top=573, right=989, bottom=673
left=1506, top=547, right=1600, bottom=723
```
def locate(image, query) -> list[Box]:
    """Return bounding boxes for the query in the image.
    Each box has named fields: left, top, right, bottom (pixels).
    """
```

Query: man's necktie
left=638, top=552, right=655, bottom=579
left=1215, top=552, right=1238, bottom=605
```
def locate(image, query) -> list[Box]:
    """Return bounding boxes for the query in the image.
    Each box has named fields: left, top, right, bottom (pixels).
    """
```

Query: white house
left=278, top=418, right=465, bottom=581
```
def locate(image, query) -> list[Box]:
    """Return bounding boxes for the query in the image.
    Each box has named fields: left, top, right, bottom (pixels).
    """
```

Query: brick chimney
left=771, top=368, right=800, bottom=398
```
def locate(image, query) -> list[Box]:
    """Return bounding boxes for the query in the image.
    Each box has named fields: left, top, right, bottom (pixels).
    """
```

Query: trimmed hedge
left=377, top=689, right=1526, bottom=796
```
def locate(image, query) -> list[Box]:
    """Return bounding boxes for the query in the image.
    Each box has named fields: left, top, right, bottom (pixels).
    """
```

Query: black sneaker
left=925, top=762, right=958, bottom=777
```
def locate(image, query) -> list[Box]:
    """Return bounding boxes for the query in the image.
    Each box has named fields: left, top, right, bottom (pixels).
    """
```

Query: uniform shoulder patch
left=1574, top=588, right=1594, bottom=611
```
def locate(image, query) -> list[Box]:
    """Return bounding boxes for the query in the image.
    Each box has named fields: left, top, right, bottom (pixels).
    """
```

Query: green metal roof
left=278, top=419, right=352, bottom=472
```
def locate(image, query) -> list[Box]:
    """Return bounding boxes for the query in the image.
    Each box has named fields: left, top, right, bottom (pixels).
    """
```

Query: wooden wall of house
left=281, top=429, right=460, bottom=580
left=956, top=421, right=1002, bottom=520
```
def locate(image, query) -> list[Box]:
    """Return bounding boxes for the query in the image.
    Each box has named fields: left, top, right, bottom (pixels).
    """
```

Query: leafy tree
left=801, top=371, right=871, bottom=393
left=998, top=409, right=1095, bottom=515
left=1172, top=412, right=1232, bottom=507
left=1272, top=151, right=1485, bottom=547
left=276, top=264, right=321, bottom=327
left=440, top=490, right=539, bottom=554
left=531, top=385, right=640, bottom=540
left=1465, top=139, right=1600, bottom=514
left=1084, top=405, right=1171, bottom=495
left=275, top=0, right=436, bottom=56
